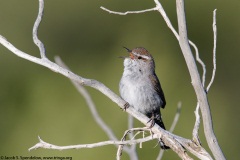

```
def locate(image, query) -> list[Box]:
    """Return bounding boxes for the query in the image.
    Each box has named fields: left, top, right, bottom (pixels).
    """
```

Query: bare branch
left=176, top=0, right=225, bottom=159
left=116, top=127, right=152, bottom=160
left=193, top=8, right=217, bottom=148
left=29, top=135, right=156, bottom=151
left=33, top=0, right=46, bottom=59
left=190, top=42, right=207, bottom=87
left=192, top=103, right=201, bottom=145
left=172, top=135, right=213, bottom=160
left=100, top=6, right=157, bottom=15
left=206, top=9, right=217, bottom=92
left=117, top=145, right=124, bottom=160
left=122, top=127, right=153, bottom=139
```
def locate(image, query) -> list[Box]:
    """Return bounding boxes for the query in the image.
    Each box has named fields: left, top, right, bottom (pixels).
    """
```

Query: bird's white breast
left=119, top=59, right=161, bottom=114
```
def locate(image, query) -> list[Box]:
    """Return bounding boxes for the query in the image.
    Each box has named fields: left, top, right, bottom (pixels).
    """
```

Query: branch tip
left=206, top=9, right=217, bottom=92
left=100, top=6, right=157, bottom=15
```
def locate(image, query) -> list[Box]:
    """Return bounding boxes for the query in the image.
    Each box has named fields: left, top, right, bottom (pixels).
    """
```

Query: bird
left=119, top=47, right=169, bottom=149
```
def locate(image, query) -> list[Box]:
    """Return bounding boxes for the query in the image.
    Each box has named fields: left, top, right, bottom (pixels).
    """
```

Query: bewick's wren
left=119, top=47, right=169, bottom=149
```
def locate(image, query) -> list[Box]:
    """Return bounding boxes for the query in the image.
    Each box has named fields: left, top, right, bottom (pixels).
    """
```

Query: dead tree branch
left=176, top=1, right=225, bottom=159
left=206, top=9, right=217, bottom=92
left=28, top=135, right=156, bottom=151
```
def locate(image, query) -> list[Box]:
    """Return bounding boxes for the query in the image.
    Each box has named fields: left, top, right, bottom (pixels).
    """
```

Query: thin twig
left=122, top=127, right=151, bottom=140
left=206, top=9, right=217, bottom=92
left=192, top=103, right=201, bottom=145
left=29, top=135, right=157, bottom=151
left=117, top=127, right=151, bottom=160
left=32, top=0, right=46, bottom=59
left=100, top=6, right=157, bottom=15
left=117, top=145, right=124, bottom=160
left=189, top=42, right=207, bottom=87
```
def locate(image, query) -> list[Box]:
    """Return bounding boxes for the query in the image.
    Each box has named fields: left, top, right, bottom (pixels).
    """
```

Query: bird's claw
left=122, top=102, right=130, bottom=111
left=147, top=114, right=156, bottom=128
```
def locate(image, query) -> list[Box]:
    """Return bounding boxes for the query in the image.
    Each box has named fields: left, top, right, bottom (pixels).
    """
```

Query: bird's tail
left=156, top=118, right=166, bottom=130
left=156, top=118, right=170, bottom=150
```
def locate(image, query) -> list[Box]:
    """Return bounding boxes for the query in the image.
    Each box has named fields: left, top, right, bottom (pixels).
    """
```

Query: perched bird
left=119, top=47, right=169, bottom=149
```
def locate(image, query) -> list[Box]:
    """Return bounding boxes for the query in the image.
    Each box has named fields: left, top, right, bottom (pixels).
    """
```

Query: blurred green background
left=0, top=0, right=239, bottom=159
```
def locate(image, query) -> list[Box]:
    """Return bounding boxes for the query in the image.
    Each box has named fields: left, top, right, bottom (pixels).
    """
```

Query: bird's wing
left=149, top=74, right=166, bottom=108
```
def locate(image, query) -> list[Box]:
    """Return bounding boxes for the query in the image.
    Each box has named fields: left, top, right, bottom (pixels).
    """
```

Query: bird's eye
left=138, top=56, right=146, bottom=60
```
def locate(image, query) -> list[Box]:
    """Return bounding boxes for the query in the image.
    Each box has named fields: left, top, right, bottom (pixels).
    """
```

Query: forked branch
left=29, top=135, right=156, bottom=151
left=176, top=1, right=224, bottom=159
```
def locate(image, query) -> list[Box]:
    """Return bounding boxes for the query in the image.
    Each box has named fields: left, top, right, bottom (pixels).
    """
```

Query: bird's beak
left=123, top=46, right=132, bottom=52
left=122, top=46, right=134, bottom=59
left=118, top=46, right=130, bottom=59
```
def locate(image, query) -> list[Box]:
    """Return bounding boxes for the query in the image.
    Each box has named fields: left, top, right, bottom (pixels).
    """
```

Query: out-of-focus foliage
left=0, top=0, right=239, bottom=159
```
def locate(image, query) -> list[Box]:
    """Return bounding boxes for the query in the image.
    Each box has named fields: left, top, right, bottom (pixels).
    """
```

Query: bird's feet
left=122, top=102, right=130, bottom=111
left=147, top=113, right=156, bottom=128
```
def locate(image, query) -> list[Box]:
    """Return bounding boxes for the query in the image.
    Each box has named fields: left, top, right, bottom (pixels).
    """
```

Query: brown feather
left=149, top=74, right=166, bottom=108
